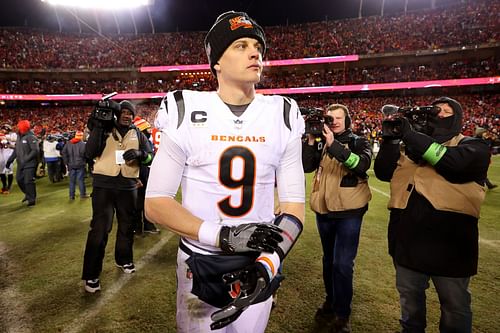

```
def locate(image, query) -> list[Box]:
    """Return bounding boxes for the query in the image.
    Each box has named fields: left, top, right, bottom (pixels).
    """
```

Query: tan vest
left=389, top=134, right=486, bottom=218
left=310, top=145, right=372, bottom=214
left=93, top=128, right=140, bottom=178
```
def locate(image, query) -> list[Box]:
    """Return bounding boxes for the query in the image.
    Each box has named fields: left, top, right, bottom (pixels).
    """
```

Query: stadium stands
left=0, top=0, right=498, bottom=146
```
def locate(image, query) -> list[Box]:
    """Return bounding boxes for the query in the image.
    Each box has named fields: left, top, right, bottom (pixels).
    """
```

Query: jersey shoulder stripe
left=173, top=90, right=185, bottom=129
left=283, top=96, right=292, bottom=131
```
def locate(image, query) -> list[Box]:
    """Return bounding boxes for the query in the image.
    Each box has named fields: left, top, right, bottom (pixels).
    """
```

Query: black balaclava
left=429, top=96, right=463, bottom=143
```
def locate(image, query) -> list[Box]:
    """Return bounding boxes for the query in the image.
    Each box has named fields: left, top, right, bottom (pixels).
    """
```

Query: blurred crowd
left=0, top=0, right=498, bottom=69
left=1, top=56, right=498, bottom=94
left=1, top=94, right=498, bottom=148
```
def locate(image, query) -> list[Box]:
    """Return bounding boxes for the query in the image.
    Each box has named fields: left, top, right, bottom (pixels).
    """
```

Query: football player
left=145, top=11, right=305, bottom=333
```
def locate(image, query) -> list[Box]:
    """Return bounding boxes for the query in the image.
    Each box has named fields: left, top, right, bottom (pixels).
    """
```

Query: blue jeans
left=69, top=167, right=86, bottom=198
left=316, top=213, right=363, bottom=318
left=395, top=264, right=472, bottom=333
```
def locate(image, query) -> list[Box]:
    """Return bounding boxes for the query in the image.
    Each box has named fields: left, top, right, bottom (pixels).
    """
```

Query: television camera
left=88, top=92, right=120, bottom=131
left=300, top=107, right=334, bottom=136
left=381, top=104, right=441, bottom=138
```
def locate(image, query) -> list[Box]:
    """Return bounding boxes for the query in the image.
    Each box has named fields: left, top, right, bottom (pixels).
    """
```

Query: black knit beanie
left=119, top=100, right=136, bottom=117
left=205, top=11, right=266, bottom=76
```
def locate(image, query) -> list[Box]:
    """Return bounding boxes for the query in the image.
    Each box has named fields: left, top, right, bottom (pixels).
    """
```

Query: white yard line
left=60, top=232, right=175, bottom=333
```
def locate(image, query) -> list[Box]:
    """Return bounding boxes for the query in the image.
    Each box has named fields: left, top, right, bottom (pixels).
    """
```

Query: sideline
left=60, top=232, right=175, bottom=333
left=0, top=242, right=33, bottom=333
left=370, top=185, right=499, bottom=250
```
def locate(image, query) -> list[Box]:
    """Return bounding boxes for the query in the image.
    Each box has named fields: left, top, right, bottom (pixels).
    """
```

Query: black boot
left=315, top=301, right=335, bottom=323
left=332, top=315, right=351, bottom=333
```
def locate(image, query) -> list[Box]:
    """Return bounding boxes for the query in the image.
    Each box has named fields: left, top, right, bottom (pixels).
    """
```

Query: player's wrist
left=256, top=251, right=281, bottom=280
left=198, top=220, right=222, bottom=247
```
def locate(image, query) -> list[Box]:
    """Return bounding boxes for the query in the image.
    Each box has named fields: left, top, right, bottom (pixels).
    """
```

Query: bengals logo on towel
left=229, top=16, right=253, bottom=30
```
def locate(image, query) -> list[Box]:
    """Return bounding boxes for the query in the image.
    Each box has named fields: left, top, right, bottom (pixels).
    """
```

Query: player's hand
left=122, top=149, right=145, bottom=162
left=219, top=223, right=283, bottom=254
left=210, top=262, right=269, bottom=330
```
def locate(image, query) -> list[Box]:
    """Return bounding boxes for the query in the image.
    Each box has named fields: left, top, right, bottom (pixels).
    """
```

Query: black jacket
left=302, top=130, right=372, bottom=217
left=374, top=133, right=490, bottom=277
left=85, top=125, right=152, bottom=190
left=7, top=131, right=39, bottom=169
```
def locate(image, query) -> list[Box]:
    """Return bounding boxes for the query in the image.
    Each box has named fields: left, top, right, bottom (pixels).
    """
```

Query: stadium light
left=41, top=0, right=152, bottom=10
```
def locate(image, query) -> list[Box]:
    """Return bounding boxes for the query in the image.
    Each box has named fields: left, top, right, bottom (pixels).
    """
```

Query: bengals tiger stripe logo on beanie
left=205, top=11, right=266, bottom=76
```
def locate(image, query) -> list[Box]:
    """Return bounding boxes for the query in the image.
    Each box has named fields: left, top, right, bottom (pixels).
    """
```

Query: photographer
left=374, top=97, right=490, bottom=332
left=302, top=104, right=372, bottom=332
left=81, top=100, right=152, bottom=293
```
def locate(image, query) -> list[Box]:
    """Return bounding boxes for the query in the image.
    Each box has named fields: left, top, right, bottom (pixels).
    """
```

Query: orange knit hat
left=17, top=120, right=31, bottom=134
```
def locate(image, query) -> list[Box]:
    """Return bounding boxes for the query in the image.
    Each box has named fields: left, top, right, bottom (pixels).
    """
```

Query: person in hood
left=62, top=131, right=88, bottom=200
left=6, top=120, right=39, bottom=206
left=81, top=100, right=153, bottom=293
left=302, top=104, right=372, bottom=332
left=374, top=96, right=491, bottom=332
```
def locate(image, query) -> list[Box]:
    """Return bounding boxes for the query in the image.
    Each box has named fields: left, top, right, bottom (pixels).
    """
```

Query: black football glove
left=122, top=149, right=145, bottom=162
left=210, top=262, right=269, bottom=330
left=219, top=223, right=283, bottom=254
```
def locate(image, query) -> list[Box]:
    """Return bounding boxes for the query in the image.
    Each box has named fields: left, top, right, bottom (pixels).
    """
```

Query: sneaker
left=84, top=279, right=101, bottom=293
left=116, top=263, right=136, bottom=274
left=27, top=201, right=36, bottom=207
left=80, top=194, right=90, bottom=199
left=272, top=292, right=278, bottom=310
left=143, top=228, right=160, bottom=234
left=333, top=316, right=351, bottom=333
left=488, top=184, right=498, bottom=190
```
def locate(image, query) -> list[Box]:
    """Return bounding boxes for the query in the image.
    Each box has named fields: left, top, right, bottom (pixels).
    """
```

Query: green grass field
left=0, top=156, right=499, bottom=333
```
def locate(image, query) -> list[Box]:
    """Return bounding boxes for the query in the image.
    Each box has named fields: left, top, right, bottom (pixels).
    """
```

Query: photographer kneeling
left=302, top=104, right=372, bottom=332
left=374, top=97, right=490, bottom=332
left=81, top=99, right=152, bottom=293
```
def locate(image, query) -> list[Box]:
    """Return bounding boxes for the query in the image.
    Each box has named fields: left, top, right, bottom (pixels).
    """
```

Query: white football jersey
left=148, top=90, right=305, bottom=252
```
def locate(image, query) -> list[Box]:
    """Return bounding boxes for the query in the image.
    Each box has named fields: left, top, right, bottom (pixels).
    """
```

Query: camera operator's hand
left=87, top=117, right=103, bottom=131
left=322, top=124, right=334, bottom=147
left=306, top=133, right=316, bottom=146
left=123, top=149, right=146, bottom=162
left=399, top=117, right=416, bottom=141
